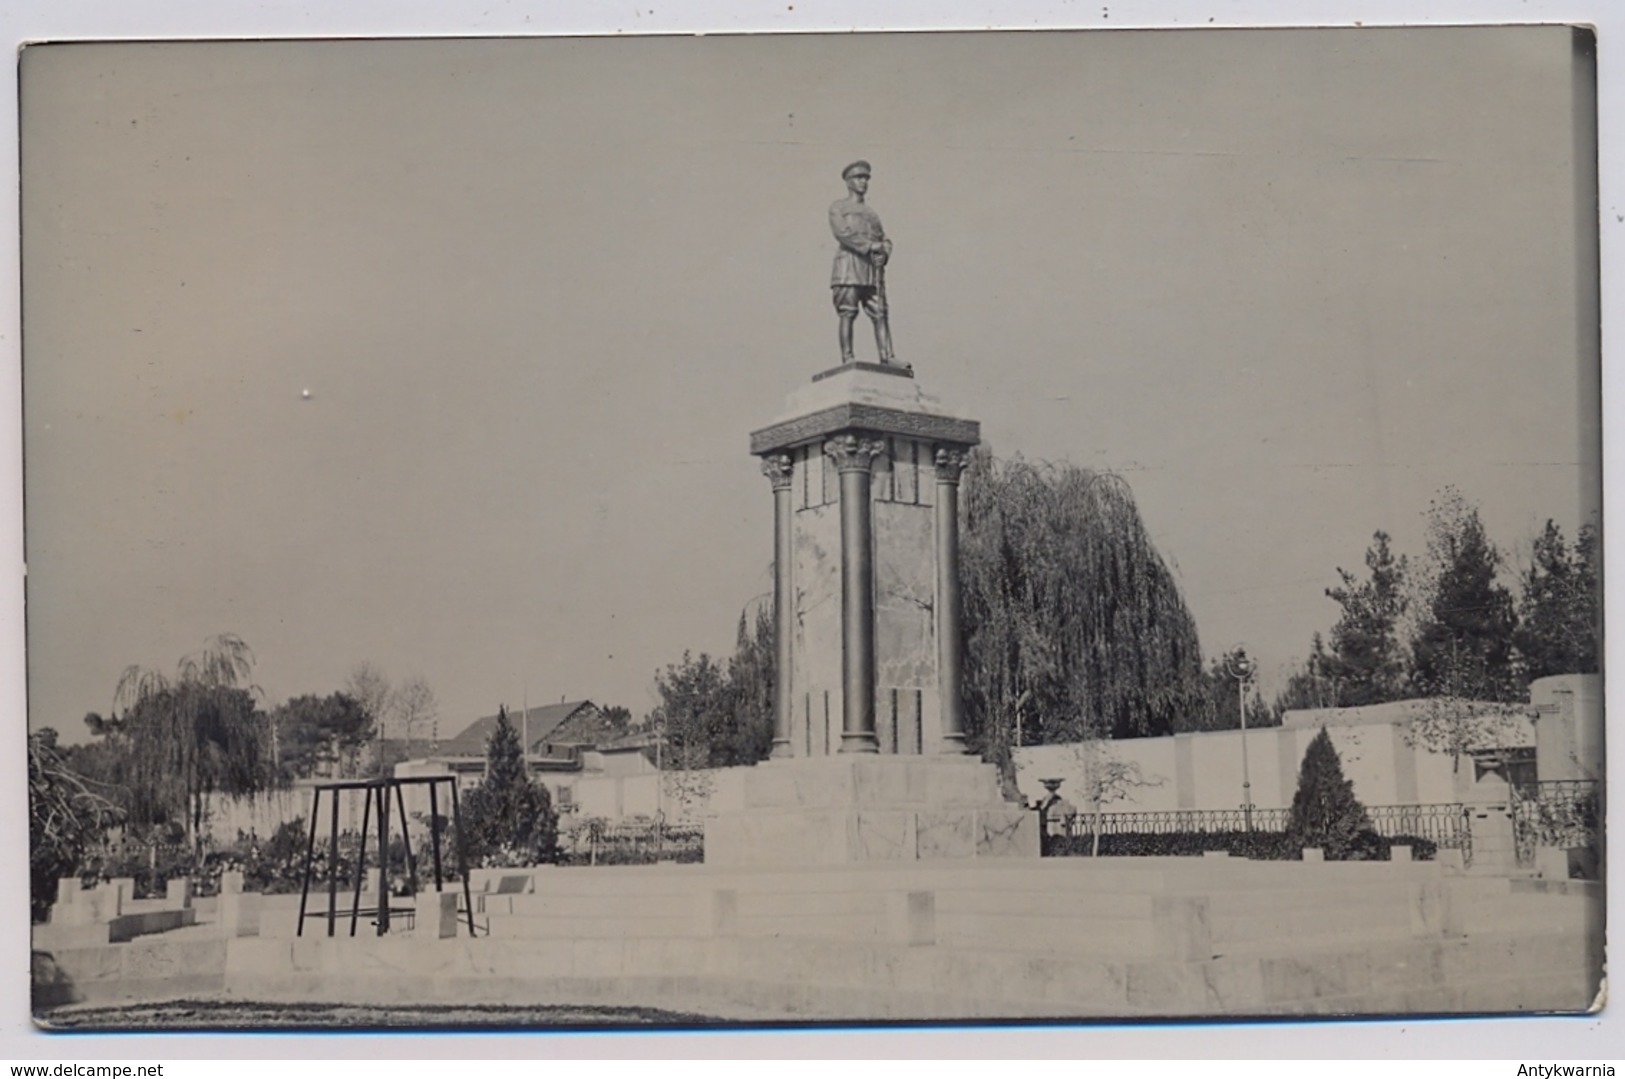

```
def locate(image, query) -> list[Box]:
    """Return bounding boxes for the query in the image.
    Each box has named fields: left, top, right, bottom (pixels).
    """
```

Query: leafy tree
left=392, top=675, right=439, bottom=760
left=1513, top=519, right=1600, bottom=680
left=649, top=651, right=731, bottom=772
left=345, top=661, right=395, bottom=771
left=1287, top=727, right=1371, bottom=859
left=270, top=692, right=374, bottom=781
left=347, top=663, right=440, bottom=773
left=459, top=707, right=558, bottom=866
left=721, top=605, right=775, bottom=766
left=29, top=728, right=122, bottom=921
left=1176, top=652, right=1281, bottom=733
left=1320, top=531, right=1411, bottom=706
left=1274, top=635, right=1337, bottom=713
left=960, top=450, right=1205, bottom=774
left=1069, top=739, right=1163, bottom=856
left=108, top=633, right=275, bottom=853
left=646, top=603, right=775, bottom=775
left=1410, top=488, right=1519, bottom=702
left=1408, top=647, right=1527, bottom=775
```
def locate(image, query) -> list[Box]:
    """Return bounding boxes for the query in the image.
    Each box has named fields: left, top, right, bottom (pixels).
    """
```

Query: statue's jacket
left=829, top=197, right=888, bottom=288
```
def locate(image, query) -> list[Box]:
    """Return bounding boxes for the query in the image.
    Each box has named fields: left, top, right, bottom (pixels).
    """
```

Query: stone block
left=975, top=806, right=1040, bottom=858
left=571, top=937, right=627, bottom=977
left=107, top=908, right=196, bottom=944
left=1151, top=896, right=1212, bottom=962
left=1436, top=849, right=1465, bottom=871
left=886, top=890, right=935, bottom=946
left=1201, top=955, right=1266, bottom=1011
left=849, top=809, right=915, bottom=860
left=56, top=878, right=83, bottom=906
left=1202, top=850, right=1231, bottom=860
left=915, top=810, right=976, bottom=859
left=108, top=878, right=135, bottom=913
left=218, top=891, right=262, bottom=938
left=48, top=899, right=96, bottom=928
left=1124, top=959, right=1209, bottom=1012
left=220, top=871, right=245, bottom=895
left=1390, top=845, right=1412, bottom=863
left=1302, top=848, right=1324, bottom=863
left=1535, top=846, right=1570, bottom=880
left=165, top=878, right=195, bottom=910
left=694, top=889, right=738, bottom=937
left=414, top=891, right=460, bottom=940
left=1258, top=952, right=1372, bottom=1005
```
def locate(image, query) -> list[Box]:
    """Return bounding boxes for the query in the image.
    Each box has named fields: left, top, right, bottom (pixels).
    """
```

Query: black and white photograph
left=16, top=19, right=1607, bottom=1039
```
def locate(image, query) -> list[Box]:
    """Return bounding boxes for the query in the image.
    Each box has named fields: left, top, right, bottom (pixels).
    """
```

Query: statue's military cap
left=841, top=160, right=873, bottom=179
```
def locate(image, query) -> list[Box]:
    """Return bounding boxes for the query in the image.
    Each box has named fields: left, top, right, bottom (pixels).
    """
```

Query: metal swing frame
left=295, top=775, right=476, bottom=938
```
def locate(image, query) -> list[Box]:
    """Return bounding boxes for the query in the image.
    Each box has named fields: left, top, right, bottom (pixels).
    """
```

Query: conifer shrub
left=1287, top=727, right=1373, bottom=859
left=458, top=708, right=559, bottom=866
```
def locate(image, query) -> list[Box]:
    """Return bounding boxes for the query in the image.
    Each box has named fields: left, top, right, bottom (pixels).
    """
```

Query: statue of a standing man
left=829, top=160, right=899, bottom=367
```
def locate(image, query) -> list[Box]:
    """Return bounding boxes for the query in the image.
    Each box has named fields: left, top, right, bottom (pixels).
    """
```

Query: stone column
left=934, top=447, right=972, bottom=754
left=761, top=453, right=796, bottom=758
left=826, top=434, right=886, bottom=754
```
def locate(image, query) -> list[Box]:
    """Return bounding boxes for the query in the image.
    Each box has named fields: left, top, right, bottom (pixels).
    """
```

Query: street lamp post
left=1225, top=647, right=1258, bottom=832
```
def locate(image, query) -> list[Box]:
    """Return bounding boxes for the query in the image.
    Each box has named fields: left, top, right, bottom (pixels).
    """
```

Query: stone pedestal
left=218, top=891, right=262, bottom=938
left=704, top=756, right=1039, bottom=867
left=750, top=364, right=980, bottom=758
left=166, top=878, right=195, bottom=910
left=724, top=364, right=1034, bottom=867
left=414, top=891, right=461, bottom=939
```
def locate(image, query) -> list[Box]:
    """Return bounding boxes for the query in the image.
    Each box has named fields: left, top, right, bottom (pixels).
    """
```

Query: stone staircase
left=38, top=857, right=1603, bottom=1020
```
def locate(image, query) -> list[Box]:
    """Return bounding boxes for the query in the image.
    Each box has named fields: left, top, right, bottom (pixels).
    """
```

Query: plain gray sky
left=21, top=27, right=1597, bottom=742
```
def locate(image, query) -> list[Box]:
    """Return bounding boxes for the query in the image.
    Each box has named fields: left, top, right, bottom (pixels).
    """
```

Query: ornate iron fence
left=1047, top=802, right=1472, bottom=860
left=1365, top=803, right=1473, bottom=857
left=563, top=818, right=704, bottom=865
left=1055, top=807, right=1289, bottom=837
left=1511, top=779, right=1600, bottom=867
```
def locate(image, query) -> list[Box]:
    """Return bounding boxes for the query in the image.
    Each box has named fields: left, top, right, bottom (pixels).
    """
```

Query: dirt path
left=37, top=999, right=729, bottom=1031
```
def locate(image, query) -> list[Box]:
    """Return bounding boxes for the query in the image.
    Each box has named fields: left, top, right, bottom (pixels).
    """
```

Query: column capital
left=759, top=453, right=795, bottom=491
left=824, top=434, right=887, bottom=474
left=933, top=446, right=973, bottom=484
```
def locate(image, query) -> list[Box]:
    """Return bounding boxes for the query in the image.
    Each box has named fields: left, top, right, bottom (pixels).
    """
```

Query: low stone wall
left=33, top=859, right=1602, bottom=1022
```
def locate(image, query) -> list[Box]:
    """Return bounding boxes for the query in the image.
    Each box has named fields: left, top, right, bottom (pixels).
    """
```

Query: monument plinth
left=703, top=363, right=1038, bottom=866
left=752, top=363, right=978, bottom=759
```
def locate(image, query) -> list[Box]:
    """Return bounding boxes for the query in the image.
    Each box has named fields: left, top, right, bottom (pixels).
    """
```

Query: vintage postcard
left=19, top=25, right=1605, bottom=1036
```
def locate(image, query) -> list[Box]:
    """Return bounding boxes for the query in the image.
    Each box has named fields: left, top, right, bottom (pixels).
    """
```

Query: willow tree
left=110, top=633, right=275, bottom=853
left=960, top=450, right=1205, bottom=783
left=29, top=728, right=122, bottom=920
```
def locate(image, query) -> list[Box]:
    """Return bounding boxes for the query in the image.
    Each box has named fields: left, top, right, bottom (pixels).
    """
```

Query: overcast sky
left=21, top=27, right=1597, bottom=742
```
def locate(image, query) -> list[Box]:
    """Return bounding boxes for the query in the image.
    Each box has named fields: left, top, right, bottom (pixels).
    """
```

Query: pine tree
left=1514, top=520, right=1600, bottom=680
left=1274, top=634, right=1337, bottom=713
left=459, top=706, right=558, bottom=866
left=1321, top=532, right=1410, bottom=706
left=1287, top=727, right=1371, bottom=859
left=1411, top=488, right=1519, bottom=702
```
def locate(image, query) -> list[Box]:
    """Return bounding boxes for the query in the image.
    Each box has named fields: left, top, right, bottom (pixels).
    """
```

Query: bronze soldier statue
left=829, top=160, right=900, bottom=367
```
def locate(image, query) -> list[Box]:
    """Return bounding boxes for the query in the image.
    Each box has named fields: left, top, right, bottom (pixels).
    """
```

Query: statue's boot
left=874, top=318, right=897, bottom=366
left=839, top=315, right=857, bottom=363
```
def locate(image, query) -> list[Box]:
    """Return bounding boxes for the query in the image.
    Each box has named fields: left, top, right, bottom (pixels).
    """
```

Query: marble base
left=704, top=756, right=1039, bottom=868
